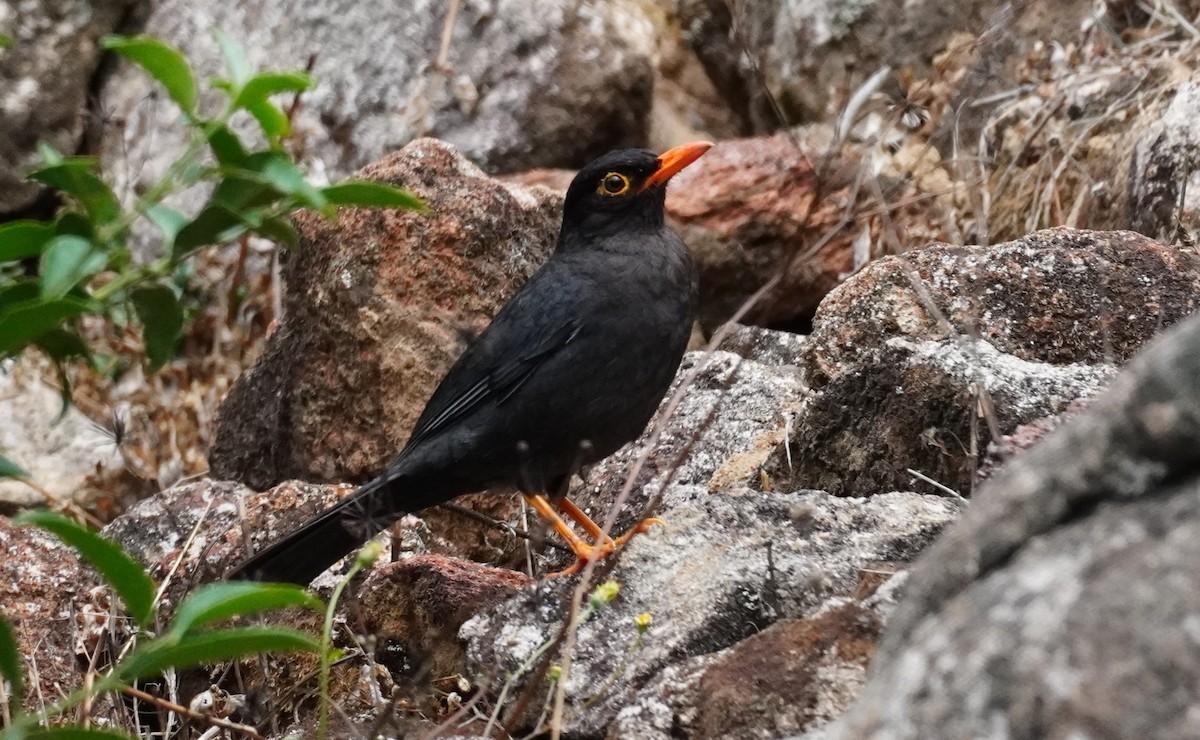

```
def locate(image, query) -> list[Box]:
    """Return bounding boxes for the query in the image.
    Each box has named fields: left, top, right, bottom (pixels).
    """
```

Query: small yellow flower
left=548, top=665, right=562, bottom=682
left=355, top=540, right=385, bottom=568
left=634, top=613, right=653, bottom=633
left=589, top=580, right=621, bottom=609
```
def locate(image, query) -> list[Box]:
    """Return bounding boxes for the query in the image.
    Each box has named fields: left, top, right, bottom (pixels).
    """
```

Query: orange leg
left=525, top=494, right=665, bottom=577
left=523, top=494, right=614, bottom=564
left=557, top=497, right=664, bottom=549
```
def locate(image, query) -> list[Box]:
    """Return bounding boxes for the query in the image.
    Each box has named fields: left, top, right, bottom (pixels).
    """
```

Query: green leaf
left=54, top=210, right=94, bottom=239
left=255, top=215, right=299, bottom=247
left=211, top=174, right=276, bottom=211
left=28, top=160, right=121, bottom=227
left=172, top=203, right=248, bottom=258
left=118, top=627, right=321, bottom=680
left=205, top=123, right=249, bottom=166
left=0, top=452, right=28, bottom=479
left=130, top=283, right=183, bottom=371
left=0, top=296, right=91, bottom=356
left=0, top=281, right=38, bottom=305
left=102, top=35, right=196, bottom=113
left=245, top=97, right=290, bottom=141
left=34, top=327, right=89, bottom=360
left=0, top=35, right=12, bottom=50
left=37, top=141, right=64, bottom=166
left=27, top=729, right=143, bottom=739
left=322, top=181, right=426, bottom=211
left=250, top=153, right=325, bottom=209
left=47, top=358, right=73, bottom=422
left=0, top=614, right=22, bottom=712
left=14, top=511, right=157, bottom=627
left=215, top=30, right=251, bottom=89
left=145, top=204, right=189, bottom=250
left=0, top=221, right=56, bottom=262
left=234, top=71, right=311, bottom=110
left=39, top=235, right=106, bottom=299
left=168, top=582, right=322, bottom=637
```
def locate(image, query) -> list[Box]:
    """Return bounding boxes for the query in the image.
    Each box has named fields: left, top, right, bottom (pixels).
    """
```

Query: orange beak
left=639, top=141, right=713, bottom=192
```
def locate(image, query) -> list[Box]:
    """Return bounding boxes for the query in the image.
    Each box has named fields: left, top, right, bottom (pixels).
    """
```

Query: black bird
left=227, top=141, right=712, bottom=584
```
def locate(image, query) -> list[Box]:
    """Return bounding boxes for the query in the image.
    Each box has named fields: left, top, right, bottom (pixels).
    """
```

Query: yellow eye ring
left=597, top=172, right=632, bottom=197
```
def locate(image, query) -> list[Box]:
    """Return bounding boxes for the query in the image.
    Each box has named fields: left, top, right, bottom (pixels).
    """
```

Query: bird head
left=560, top=141, right=713, bottom=239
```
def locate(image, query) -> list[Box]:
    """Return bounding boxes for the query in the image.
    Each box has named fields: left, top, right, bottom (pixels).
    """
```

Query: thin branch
left=119, top=684, right=263, bottom=740
left=437, top=501, right=570, bottom=553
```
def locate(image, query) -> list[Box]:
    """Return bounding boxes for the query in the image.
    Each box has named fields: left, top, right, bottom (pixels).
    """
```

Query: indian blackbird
left=227, top=141, right=712, bottom=584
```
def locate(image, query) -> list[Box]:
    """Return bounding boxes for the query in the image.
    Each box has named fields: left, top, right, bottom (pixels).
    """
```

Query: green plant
left=316, top=540, right=383, bottom=740
left=0, top=511, right=324, bottom=738
left=0, top=32, right=422, bottom=378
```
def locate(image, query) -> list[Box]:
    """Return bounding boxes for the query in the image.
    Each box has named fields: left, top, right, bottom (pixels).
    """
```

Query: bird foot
left=546, top=517, right=666, bottom=577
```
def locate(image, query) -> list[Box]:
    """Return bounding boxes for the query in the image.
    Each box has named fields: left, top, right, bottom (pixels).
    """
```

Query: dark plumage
left=227, top=142, right=711, bottom=584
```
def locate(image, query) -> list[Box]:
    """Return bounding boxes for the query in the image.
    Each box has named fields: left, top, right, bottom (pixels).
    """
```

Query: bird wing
left=403, top=309, right=583, bottom=450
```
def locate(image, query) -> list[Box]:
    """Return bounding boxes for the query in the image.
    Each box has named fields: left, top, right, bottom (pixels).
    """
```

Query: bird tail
left=226, top=473, right=410, bottom=585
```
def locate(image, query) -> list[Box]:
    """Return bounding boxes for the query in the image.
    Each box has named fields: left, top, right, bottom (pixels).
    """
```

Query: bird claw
left=546, top=517, right=666, bottom=577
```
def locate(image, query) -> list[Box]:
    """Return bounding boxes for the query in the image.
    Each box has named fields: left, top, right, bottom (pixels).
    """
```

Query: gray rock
left=804, top=228, right=1200, bottom=384
left=0, top=0, right=144, bottom=214
left=714, top=323, right=808, bottom=368
left=561, top=349, right=808, bottom=543
left=1129, top=80, right=1200, bottom=241
left=780, top=337, right=1116, bottom=496
left=461, top=489, right=959, bottom=737
left=671, top=0, right=1093, bottom=135
left=436, top=337, right=957, bottom=737
left=98, top=0, right=656, bottom=213
left=0, top=357, right=124, bottom=508
left=812, top=309, right=1200, bottom=739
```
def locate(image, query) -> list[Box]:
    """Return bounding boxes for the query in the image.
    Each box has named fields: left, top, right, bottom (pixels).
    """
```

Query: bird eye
left=598, top=172, right=631, bottom=196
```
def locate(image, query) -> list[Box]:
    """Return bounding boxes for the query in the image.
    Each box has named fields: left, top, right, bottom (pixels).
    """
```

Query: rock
left=0, top=357, right=125, bottom=509
left=804, top=228, right=1200, bottom=386
left=558, top=348, right=808, bottom=550
left=1128, top=80, right=1200, bottom=241
left=974, top=396, right=1094, bottom=483
left=814, top=309, right=1200, bottom=739
left=103, top=478, right=347, bottom=603
left=451, top=333, right=954, bottom=738
left=354, top=554, right=531, bottom=712
left=671, top=0, right=1093, bottom=134
left=615, top=571, right=905, bottom=739
left=648, top=17, right=747, bottom=152
left=98, top=0, right=656, bottom=206
left=0, top=0, right=144, bottom=214
left=510, top=132, right=905, bottom=331
left=779, top=337, right=1115, bottom=496
left=713, top=322, right=808, bottom=368
left=209, top=138, right=560, bottom=491
left=0, top=515, right=91, bottom=714
left=462, top=489, right=959, bottom=737
left=666, top=132, right=867, bottom=330
left=785, top=229, right=1195, bottom=496
left=688, top=578, right=898, bottom=739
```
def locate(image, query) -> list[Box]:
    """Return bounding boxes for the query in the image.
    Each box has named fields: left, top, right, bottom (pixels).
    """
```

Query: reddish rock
left=667, top=132, right=869, bottom=330
left=513, top=133, right=883, bottom=331
left=0, top=517, right=91, bottom=714
left=693, top=597, right=887, bottom=738
left=209, top=138, right=561, bottom=490
left=354, top=554, right=531, bottom=711
left=804, top=228, right=1200, bottom=387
